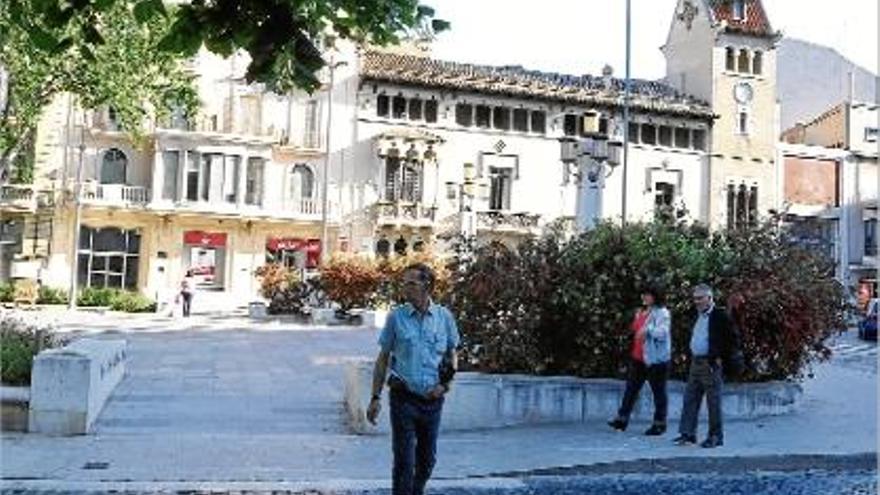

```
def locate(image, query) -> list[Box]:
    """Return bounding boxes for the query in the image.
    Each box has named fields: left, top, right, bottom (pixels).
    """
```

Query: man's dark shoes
left=673, top=434, right=697, bottom=445
left=701, top=436, right=724, bottom=448
left=644, top=424, right=666, bottom=436
left=607, top=418, right=628, bottom=431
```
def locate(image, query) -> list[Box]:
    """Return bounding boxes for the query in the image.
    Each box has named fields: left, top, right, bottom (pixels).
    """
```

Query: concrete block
left=362, top=310, right=388, bottom=329
left=498, top=376, right=584, bottom=426
left=28, top=339, right=127, bottom=435
left=312, top=308, right=337, bottom=325
left=344, top=364, right=804, bottom=434
left=248, top=301, right=268, bottom=319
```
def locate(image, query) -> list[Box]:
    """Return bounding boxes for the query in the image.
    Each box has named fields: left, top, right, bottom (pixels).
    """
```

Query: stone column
left=151, top=148, right=164, bottom=204
left=177, top=150, right=188, bottom=202
left=236, top=153, right=248, bottom=209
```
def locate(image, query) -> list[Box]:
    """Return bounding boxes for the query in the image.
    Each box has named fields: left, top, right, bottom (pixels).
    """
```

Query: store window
left=77, top=226, right=140, bottom=289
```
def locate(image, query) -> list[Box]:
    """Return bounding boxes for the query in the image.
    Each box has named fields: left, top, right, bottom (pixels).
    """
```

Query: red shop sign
left=267, top=237, right=305, bottom=251
left=183, top=230, right=227, bottom=247
left=267, top=237, right=322, bottom=267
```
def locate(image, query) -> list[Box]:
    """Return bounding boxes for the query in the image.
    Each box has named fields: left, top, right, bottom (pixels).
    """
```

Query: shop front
left=266, top=237, right=321, bottom=271
left=183, top=230, right=228, bottom=290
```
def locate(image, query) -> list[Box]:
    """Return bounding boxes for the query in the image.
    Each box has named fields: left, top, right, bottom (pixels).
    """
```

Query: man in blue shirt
left=674, top=283, right=736, bottom=449
left=367, top=263, right=460, bottom=495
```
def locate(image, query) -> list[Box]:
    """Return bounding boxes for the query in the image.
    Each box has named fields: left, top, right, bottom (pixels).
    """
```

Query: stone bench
left=28, top=338, right=127, bottom=435
left=344, top=364, right=803, bottom=434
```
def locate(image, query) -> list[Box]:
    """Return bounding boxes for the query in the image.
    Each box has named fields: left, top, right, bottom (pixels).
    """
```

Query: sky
left=428, top=0, right=878, bottom=81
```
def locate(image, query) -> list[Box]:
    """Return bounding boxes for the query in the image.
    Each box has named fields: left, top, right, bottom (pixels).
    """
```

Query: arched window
left=752, top=51, right=763, bottom=75
left=290, top=164, right=314, bottom=202
left=376, top=238, right=390, bottom=258
left=737, top=49, right=750, bottom=73
left=725, top=47, right=736, bottom=71
left=100, top=148, right=127, bottom=184
left=393, top=237, right=408, bottom=256
left=400, top=164, right=421, bottom=202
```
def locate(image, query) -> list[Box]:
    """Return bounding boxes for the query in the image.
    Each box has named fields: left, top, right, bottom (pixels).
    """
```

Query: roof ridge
left=362, top=50, right=713, bottom=117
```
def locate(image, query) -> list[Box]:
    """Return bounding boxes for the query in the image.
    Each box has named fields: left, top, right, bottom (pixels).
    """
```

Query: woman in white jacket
left=608, top=284, right=672, bottom=435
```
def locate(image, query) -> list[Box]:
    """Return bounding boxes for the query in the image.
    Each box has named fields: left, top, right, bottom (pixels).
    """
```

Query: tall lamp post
left=621, top=0, right=632, bottom=226
left=319, top=56, right=348, bottom=264
left=68, top=117, right=87, bottom=309
left=559, top=114, right=622, bottom=232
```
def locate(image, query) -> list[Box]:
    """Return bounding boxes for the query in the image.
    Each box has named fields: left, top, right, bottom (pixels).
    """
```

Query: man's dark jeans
left=390, top=388, right=444, bottom=495
left=678, top=357, right=724, bottom=440
left=618, top=359, right=669, bottom=424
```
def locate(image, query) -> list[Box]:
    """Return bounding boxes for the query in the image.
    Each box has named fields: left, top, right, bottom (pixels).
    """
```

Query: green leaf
left=28, top=25, right=59, bottom=51
left=51, top=36, right=74, bottom=54
left=133, top=0, right=166, bottom=23
left=416, top=5, right=435, bottom=18
left=82, top=23, right=105, bottom=45
left=431, top=19, right=450, bottom=33
left=78, top=44, right=96, bottom=62
left=94, top=0, right=118, bottom=11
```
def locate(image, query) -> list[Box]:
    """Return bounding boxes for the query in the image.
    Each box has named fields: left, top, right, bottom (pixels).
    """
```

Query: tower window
left=726, top=47, right=736, bottom=71
left=738, top=49, right=750, bottom=73
left=752, top=51, right=763, bottom=75
left=732, top=0, right=745, bottom=20
left=376, top=95, right=389, bottom=117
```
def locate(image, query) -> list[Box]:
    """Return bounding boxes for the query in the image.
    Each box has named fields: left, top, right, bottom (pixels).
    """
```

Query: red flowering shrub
left=446, top=219, right=850, bottom=383
left=318, top=256, right=382, bottom=310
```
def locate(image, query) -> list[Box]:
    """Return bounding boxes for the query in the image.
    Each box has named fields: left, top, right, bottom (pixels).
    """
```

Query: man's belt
left=388, top=375, right=441, bottom=404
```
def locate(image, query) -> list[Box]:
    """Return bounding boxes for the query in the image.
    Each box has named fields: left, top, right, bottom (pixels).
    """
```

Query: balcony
left=374, top=201, right=437, bottom=228
left=80, top=184, right=150, bottom=207
left=0, top=185, right=54, bottom=212
left=476, top=211, right=542, bottom=236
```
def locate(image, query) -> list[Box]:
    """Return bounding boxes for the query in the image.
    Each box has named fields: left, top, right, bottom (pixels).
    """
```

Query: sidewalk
left=0, top=325, right=876, bottom=492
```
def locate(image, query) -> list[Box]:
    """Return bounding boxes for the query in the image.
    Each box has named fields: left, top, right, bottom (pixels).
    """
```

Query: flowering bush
left=254, top=263, right=299, bottom=300
left=446, top=219, right=850, bottom=383
left=376, top=251, right=452, bottom=306
left=318, top=256, right=383, bottom=311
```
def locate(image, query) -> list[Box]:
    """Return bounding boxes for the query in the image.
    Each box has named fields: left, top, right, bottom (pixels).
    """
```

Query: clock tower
left=662, top=0, right=781, bottom=228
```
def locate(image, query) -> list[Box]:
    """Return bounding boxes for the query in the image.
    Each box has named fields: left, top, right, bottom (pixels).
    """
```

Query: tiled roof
left=360, top=51, right=714, bottom=119
left=708, top=0, right=775, bottom=37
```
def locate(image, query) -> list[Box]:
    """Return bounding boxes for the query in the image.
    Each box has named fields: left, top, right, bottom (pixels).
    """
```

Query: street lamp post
left=68, top=120, right=86, bottom=309
left=559, top=117, right=622, bottom=232
left=621, top=0, right=632, bottom=226
left=319, top=56, right=348, bottom=265
left=445, top=162, right=487, bottom=239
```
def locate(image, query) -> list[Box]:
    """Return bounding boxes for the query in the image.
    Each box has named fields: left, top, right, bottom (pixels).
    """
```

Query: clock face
left=734, top=82, right=754, bottom=104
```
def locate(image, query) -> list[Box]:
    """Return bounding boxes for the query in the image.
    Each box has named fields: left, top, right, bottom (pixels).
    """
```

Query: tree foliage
left=0, top=0, right=198, bottom=180
left=7, top=0, right=449, bottom=94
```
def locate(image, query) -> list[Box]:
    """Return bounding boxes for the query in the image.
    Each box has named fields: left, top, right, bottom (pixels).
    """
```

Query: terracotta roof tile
left=360, top=51, right=714, bottom=119
left=709, top=0, right=774, bottom=37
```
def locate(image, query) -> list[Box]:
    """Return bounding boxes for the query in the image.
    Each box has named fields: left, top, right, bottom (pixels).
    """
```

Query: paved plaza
left=0, top=310, right=877, bottom=493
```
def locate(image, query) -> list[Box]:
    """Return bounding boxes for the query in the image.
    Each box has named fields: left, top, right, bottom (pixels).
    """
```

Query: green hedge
left=108, top=290, right=156, bottom=313
left=37, top=286, right=68, bottom=305
left=0, top=315, right=65, bottom=385
left=0, top=282, right=12, bottom=302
